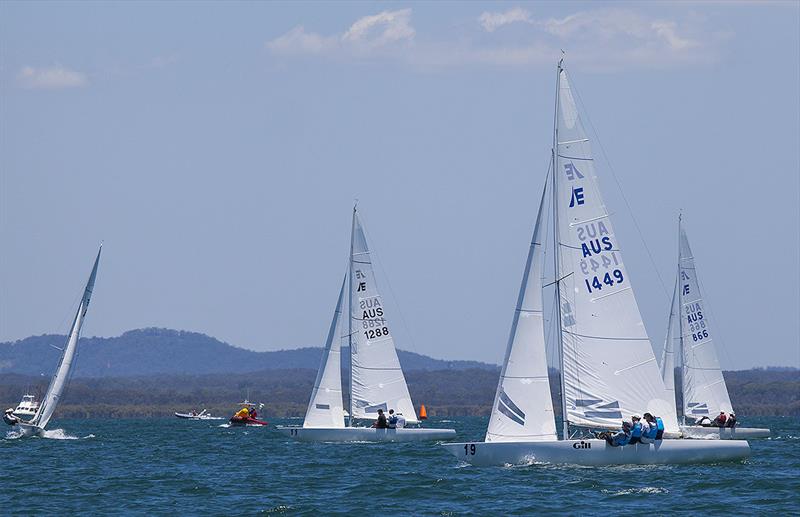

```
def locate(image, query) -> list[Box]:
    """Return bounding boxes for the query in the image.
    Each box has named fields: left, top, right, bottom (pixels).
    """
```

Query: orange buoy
left=419, top=404, right=428, bottom=420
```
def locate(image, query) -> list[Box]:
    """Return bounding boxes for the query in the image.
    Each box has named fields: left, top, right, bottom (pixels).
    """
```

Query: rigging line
left=564, top=69, right=670, bottom=302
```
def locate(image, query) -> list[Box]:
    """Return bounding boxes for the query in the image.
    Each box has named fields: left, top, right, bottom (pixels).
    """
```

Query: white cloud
left=17, top=65, right=88, bottom=90
left=342, top=8, right=415, bottom=46
left=478, top=7, right=532, bottom=32
left=266, top=7, right=721, bottom=70
left=267, top=9, right=414, bottom=57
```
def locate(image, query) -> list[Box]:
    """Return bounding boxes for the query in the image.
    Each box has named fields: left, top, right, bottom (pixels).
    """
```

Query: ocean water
left=2, top=416, right=798, bottom=514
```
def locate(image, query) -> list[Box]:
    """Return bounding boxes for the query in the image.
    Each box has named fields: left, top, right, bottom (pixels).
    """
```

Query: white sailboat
left=442, top=61, right=749, bottom=465
left=276, top=208, right=456, bottom=442
left=3, top=246, right=102, bottom=437
left=660, top=217, right=770, bottom=439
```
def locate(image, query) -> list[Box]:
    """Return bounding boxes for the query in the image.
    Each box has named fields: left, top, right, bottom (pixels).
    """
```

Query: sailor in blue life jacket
left=601, top=421, right=632, bottom=447
left=651, top=414, right=665, bottom=439
left=629, top=415, right=643, bottom=444
left=642, top=413, right=661, bottom=442
left=387, top=409, right=398, bottom=429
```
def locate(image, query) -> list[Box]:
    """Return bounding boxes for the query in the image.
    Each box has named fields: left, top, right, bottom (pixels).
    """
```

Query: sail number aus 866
left=364, top=327, right=389, bottom=340
left=584, top=269, right=624, bottom=293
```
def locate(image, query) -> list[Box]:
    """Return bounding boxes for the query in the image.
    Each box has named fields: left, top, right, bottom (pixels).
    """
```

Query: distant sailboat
left=3, top=246, right=102, bottom=437
left=277, top=207, right=456, bottom=442
left=442, top=61, right=749, bottom=465
left=661, top=216, right=770, bottom=439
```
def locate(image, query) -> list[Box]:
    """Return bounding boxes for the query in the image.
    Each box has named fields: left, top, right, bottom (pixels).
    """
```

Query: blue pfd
left=656, top=417, right=665, bottom=432
left=631, top=422, right=642, bottom=438
left=645, top=421, right=658, bottom=440
left=612, top=432, right=630, bottom=447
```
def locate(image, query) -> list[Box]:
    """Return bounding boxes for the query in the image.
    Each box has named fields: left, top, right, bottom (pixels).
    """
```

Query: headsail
left=349, top=211, right=417, bottom=423
left=33, top=245, right=102, bottom=429
left=660, top=277, right=680, bottom=421
left=553, top=67, right=678, bottom=432
left=678, top=221, right=733, bottom=419
left=486, top=183, right=557, bottom=442
left=303, top=276, right=346, bottom=428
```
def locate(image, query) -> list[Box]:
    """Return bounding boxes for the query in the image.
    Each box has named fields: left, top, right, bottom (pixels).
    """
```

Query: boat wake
left=602, top=487, right=669, bottom=496
left=4, top=428, right=94, bottom=440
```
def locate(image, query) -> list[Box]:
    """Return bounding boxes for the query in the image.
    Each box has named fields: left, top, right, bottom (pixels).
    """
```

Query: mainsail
left=553, top=67, right=677, bottom=432
left=33, top=245, right=102, bottom=429
left=303, top=276, right=346, bottom=428
left=349, top=210, right=417, bottom=423
left=486, top=184, right=557, bottom=442
left=678, top=221, right=733, bottom=419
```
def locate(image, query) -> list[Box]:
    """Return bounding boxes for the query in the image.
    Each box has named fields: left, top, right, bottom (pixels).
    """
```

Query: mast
left=677, top=212, right=687, bottom=426
left=551, top=58, right=569, bottom=440
left=347, top=205, right=356, bottom=427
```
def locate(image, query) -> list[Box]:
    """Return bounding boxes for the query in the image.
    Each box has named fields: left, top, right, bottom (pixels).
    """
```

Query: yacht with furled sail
left=441, top=60, right=749, bottom=465
left=276, top=207, right=456, bottom=442
left=660, top=216, right=770, bottom=439
left=3, top=246, right=102, bottom=437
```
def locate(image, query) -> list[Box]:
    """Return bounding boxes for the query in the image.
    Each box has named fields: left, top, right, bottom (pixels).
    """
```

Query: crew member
left=373, top=409, right=388, bottom=429
left=387, top=409, right=398, bottom=429
left=712, top=411, right=728, bottom=427
left=629, top=416, right=643, bottom=445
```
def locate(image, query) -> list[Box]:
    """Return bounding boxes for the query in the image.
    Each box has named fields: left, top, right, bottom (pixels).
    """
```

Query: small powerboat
left=174, top=409, right=223, bottom=420
left=228, top=400, right=268, bottom=427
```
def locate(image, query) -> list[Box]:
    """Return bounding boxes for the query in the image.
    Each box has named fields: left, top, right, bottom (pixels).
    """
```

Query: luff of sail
left=678, top=222, right=733, bottom=419
left=486, top=183, right=557, bottom=443
left=349, top=212, right=418, bottom=423
left=303, top=276, right=346, bottom=428
left=33, top=245, right=102, bottom=429
left=553, top=68, right=678, bottom=432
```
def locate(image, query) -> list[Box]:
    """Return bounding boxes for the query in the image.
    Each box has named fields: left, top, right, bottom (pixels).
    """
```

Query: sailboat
left=441, top=61, right=749, bottom=465
left=276, top=208, right=456, bottom=442
left=3, top=245, right=102, bottom=437
left=660, top=216, right=770, bottom=439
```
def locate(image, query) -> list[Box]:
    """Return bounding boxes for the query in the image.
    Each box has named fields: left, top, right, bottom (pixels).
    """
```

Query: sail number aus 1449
left=584, top=269, right=624, bottom=294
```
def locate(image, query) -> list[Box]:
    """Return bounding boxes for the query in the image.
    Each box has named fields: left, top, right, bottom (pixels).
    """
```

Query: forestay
left=486, top=185, right=557, bottom=442
left=303, top=276, right=346, bottom=428
left=660, top=278, right=679, bottom=421
left=33, top=246, right=102, bottom=429
left=679, top=223, right=733, bottom=418
left=349, top=213, right=417, bottom=423
left=553, top=69, right=677, bottom=432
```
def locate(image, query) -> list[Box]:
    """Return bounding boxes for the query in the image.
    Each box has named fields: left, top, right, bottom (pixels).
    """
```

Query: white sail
left=553, top=68, right=678, bottom=432
left=660, top=278, right=679, bottom=421
left=678, top=222, right=733, bottom=419
left=486, top=184, right=557, bottom=442
left=33, top=245, right=102, bottom=429
left=303, top=276, right=346, bottom=428
left=349, top=211, right=418, bottom=423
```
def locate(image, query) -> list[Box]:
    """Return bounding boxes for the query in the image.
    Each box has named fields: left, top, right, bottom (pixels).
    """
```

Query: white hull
left=14, top=423, right=44, bottom=438
left=681, top=426, right=770, bottom=439
left=276, top=426, right=457, bottom=442
left=174, top=412, right=223, bottom=420
left=442, top=438, right=750, bottom=466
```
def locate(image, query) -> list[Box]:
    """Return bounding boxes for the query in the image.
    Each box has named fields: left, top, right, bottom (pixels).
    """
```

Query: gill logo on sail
left=575, top=398, right=622, bottom=419
left=687, top=402, right=709, bottom=415
left=497, top=389, right=526, bottom=426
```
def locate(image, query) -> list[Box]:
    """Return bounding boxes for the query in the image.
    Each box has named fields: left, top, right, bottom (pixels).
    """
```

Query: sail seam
left=562, top=329, right=648, bottom=341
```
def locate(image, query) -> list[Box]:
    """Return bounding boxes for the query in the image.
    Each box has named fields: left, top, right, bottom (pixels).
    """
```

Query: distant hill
left=0, top=328, right=496, bottom=377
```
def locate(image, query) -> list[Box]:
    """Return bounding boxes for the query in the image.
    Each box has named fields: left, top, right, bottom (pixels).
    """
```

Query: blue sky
left=1, top=1, right=798, bottom=369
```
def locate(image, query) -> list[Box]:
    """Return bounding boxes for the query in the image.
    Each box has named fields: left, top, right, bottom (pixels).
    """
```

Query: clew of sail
left=303, top=276, right=346, bottom=428
left=553, top=69, right=678, bottom=432
left=678, top=222, right=733, bottom=420
left=33, top=245, right=102, bottom=429
left=349, top=212, right=418, bottom=423
left=486, top=183, right=557, bottom=442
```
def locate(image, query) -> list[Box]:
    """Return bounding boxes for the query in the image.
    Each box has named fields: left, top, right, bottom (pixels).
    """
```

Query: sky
left=1, top=1, right=798, bottom=370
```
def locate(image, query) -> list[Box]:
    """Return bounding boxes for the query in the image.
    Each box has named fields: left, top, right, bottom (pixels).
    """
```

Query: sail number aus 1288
left=364, top=327, right=389, bottom=340
left=584, top=269, right=624, bottom=293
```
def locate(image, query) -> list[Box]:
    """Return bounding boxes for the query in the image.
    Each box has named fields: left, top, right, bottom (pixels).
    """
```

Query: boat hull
left=13, top=423, right=44, bottom=438
left=681, top=426, right=770, bottom=439
left=442, top=438, right=750, bottom=466
left=276, top=426, right=457, bottom=442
